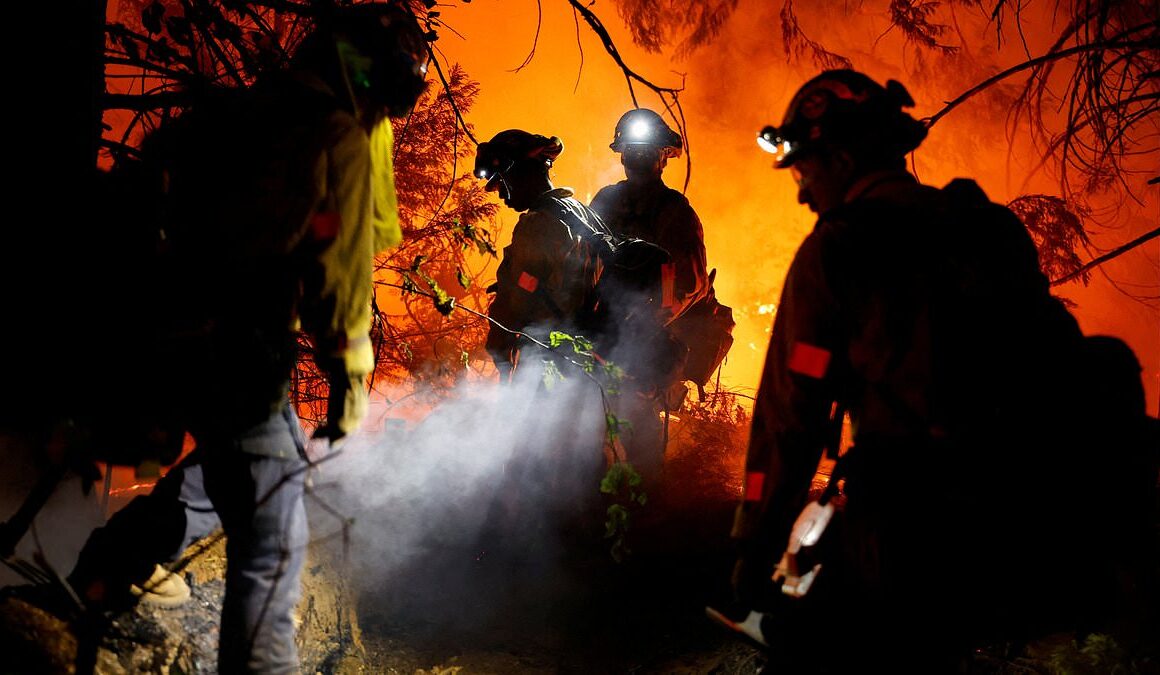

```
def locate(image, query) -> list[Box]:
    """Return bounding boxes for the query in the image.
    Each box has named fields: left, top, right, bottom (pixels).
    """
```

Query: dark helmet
left=610, top=109, right=682, bottom=158
left=757, top=69, right=927, bottom=168
left=474, top=130, right=563, bottom=192
left=320, top=3, right=430, bottom=118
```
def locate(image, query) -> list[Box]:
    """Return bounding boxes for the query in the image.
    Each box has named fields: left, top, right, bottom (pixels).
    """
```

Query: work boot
left=128, top=564, right=191, bottom=608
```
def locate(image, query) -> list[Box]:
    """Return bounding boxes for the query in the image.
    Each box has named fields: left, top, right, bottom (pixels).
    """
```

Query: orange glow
left=97, top=1, right=1158, bottom=418
left=432, top=1, right=1158, bottom=412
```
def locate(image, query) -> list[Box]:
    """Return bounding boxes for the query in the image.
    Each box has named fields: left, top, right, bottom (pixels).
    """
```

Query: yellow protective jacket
left=148, top=72, right=400, bottom=443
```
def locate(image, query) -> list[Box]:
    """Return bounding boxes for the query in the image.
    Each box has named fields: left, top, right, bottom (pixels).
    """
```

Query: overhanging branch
left=1051, top=226, right=1160, bottom=286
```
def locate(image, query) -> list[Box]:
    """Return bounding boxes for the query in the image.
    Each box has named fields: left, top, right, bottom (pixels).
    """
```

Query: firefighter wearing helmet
left=591, top=109, right=713, bottom=487
left=66, top=5, right=428, bottom=672
left=726, top=70, right=1095, bottom=669
left=475, top=129, right=612, bottom=379
left=474, top=130, right=614, bottom=546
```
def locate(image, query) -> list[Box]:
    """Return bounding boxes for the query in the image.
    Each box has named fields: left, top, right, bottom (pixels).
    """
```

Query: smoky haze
left=311, top=338, right=615, bottom=635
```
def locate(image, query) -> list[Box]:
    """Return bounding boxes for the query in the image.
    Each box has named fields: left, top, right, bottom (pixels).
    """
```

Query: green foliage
left=600, top=461, right=647, bottom=562
left=541, top=360, right=565, bottom=390
left=548, top=331, right=595, bottom=355
left=601, top=362, right=625, bottom=395
left=369, top=64, right=500, bottom=395
left=455, top=267, right=472, bottom=290
left=604, top=413, right=632, bottom=443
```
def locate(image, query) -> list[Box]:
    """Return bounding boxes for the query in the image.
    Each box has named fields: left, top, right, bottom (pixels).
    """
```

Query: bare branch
left=924, top=36, right=1156, bottom=128
left=1051, top=226, right=1160, bottom=286
left=509, top=0, right=542, bottom=73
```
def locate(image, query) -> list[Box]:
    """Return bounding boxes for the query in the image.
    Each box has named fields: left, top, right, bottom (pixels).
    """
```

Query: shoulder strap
left=533, top=193, right=621, bottom=258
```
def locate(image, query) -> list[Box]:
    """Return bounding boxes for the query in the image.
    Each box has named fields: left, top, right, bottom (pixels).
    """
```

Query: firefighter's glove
left=316, top=362, right=368, bottom=443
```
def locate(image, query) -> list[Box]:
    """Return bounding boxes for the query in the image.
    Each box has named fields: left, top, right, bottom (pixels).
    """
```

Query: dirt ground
left=353, top=492, right=757, bottom=674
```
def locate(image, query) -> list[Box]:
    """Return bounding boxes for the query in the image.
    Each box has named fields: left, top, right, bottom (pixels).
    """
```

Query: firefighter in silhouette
left=476, top=129, right=612, bottom=380
left=474, top=130, right=615, bottom=550
left=590, top=109, right=712, bottom=488
left=723, top=69, right=1109, bottom=671
left=65, top=5, right=428, bottom=672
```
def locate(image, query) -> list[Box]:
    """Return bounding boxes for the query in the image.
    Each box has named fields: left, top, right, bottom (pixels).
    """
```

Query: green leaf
left=541, top=360, right=564, bottom=390
left=549, top=331, right=573, bottom=349
left=400, top=275, right=418, bottom=295
left=475, top=237, right=497, bottom=257
left=605, top=413, right=621, bottom=441
left=605, top=504, right=629, bottom=536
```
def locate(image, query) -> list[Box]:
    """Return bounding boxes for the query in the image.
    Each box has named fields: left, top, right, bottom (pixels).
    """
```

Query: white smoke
left=308, top=346, right=612, bottom=624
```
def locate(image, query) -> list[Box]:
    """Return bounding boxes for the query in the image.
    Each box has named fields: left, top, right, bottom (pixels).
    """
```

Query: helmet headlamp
left=757, top=125, right=797, bottom=165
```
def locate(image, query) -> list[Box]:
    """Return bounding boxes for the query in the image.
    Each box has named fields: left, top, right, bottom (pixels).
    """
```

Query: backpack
left=668, top=268, right=735, bottom=391
left=532, top=194, right=687, bottom=388
left=533, top=193, right=671, bottom=335
left=74, top=81, right=339, bottom=468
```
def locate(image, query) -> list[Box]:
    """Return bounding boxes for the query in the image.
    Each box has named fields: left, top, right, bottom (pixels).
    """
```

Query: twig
left=924, top=36, right=1157, bottom=128
left=1050, top=225, right=1160, bottom=286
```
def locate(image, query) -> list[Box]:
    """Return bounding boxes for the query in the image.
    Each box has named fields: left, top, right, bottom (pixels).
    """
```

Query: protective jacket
left=733, top=171, right=1090, bottom=660
left=143, top=72, right=397, bottom=445
left=591, top=181, right=709, bottom=325
left=486, top=188, right=606, bottom=370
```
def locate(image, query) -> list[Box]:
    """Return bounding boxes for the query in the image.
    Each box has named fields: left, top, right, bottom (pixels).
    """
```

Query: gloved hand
left=314, top=363, right=368, bottom=444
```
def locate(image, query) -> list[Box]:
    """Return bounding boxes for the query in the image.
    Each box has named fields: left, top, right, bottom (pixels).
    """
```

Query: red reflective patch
left=517, top=271, right=539, bottom=293
left=744, top=471, right=765, bottom=502
left=311, top=211, right=341, bottom=240
left=661, top=263, right=676, bottom=308
left=787, top=341, right=830, bottom=379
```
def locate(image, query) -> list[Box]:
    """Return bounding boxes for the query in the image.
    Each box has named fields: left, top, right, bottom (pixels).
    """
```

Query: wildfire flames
left=93, top=0, right=1157, bottom=504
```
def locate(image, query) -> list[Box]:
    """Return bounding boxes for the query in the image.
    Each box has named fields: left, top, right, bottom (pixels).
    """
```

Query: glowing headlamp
left=473, top=154, right=514, bottom=185
left=757, top=125, right=797, bottom=165
left=629, top=118, right=651, bottom=139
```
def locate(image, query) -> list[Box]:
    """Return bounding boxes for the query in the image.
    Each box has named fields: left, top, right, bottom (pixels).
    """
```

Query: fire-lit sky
left=432, top=0, right=1159, bottom=413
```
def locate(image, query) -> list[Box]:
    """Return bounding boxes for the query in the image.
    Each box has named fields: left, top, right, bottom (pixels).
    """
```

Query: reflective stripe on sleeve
left=310, top=211, right=341, bottom=240
left=744, top=471, right=766, bottom=502
left=661, top=263, right=676, bottom=308
left=787, top=341, right=831, bottom=379
left=517, top=271, right=539, bottom=293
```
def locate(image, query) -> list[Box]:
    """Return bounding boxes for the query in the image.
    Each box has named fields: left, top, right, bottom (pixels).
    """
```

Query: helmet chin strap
left=496, top=172, right=513, bottom=201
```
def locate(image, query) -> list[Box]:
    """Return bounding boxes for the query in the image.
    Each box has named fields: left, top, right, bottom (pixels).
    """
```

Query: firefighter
left=590, top=109, right=711, bottom=488
left=728, top=70, right=1097, bottom=670
left=475, top=129, right=611, bottom=380
left=591, top=109, right=709, bottom=326
left=66, top=6, right=428, bottom=673
left=473, top=130, right=615, bottom=553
